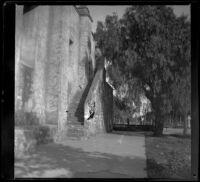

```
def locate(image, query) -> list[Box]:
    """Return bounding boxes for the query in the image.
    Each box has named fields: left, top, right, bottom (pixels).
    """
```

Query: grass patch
left=145, top=132, right=191, bottom=180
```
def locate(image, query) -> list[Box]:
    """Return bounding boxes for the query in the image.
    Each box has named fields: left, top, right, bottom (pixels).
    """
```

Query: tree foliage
left=94, top=6, right=191, bottom=136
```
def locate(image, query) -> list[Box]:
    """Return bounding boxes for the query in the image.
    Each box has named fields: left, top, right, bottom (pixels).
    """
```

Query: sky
left=87, top=5, right=191, bottom=33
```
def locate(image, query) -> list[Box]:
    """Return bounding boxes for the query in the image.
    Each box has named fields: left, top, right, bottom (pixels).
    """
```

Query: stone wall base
left=15, top=128, right=36, bottom=159
left=15, top=125, right=57, bottom=158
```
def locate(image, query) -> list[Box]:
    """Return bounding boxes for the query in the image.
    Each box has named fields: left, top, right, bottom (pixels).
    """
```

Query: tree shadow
left=15, top=143, right=147, bottom=178
left=144, top=132, right=192, bottom=180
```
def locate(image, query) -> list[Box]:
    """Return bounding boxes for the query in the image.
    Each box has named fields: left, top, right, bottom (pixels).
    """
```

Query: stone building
left=15, top=5, right=113, bottom=141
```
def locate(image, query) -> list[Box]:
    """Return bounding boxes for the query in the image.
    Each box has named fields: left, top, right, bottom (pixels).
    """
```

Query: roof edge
left=74, top=6, right=93, bottom=22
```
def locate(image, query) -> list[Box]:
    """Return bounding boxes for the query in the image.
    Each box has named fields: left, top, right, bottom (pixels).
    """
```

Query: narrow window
left=69, top=38, right=73, bottom=66
left=88, top=37, right=91, bottom=55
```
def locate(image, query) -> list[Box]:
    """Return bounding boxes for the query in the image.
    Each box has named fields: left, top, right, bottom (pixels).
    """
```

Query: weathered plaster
left=15, top=5, right=113, bottom=140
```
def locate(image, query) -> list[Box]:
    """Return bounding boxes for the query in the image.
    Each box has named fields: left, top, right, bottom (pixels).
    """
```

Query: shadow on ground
left=112, top=130, right=149, bottom=137
left=164, top=134, right=191, bottom=139
left=145, top=132, right=191, bottom=180
left=15, top=142, right=146, bottom=178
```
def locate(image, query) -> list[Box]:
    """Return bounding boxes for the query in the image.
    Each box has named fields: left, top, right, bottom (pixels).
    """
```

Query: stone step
left=55, top=130, right=84, bottom=141
left=67, top=121, right=83, bottom=125
left=68, top=126, right=83, bottom=129
left=63, top=135, right=84, bottom=140
left=46, top=123, right=85, bottom=142
left=68, top=124, right=84, bottom=128
left=68, top=110, right=83, bottom=115
left=67, top=124, right=84, bottom=131
left=67, top=128, right=84, bottom=132
left=66, top=125, right=85, bottom=140
left=67, top=131, right=84, bottom=137
left=68, top=125, right=84, bottom=130
left=68, top=101, right=83, bottom=108
left=67, top=113, right=83, bottom=119
left=67, top=130, right=82, bottom=134
left=67, top=106, right=79, bottom=110
left=68, top=123, right=84, bottom=127
left=68, top=117, right=84, bottom=122
left=68, top=100, right=82, bottom=106
left=68, top=102, right=80, bottom=107
left=67, top=128, right=84, bottom=133
left=68, top=121, right=84, bottom=125
left=67, top=122, right=84, bottom=127
left=68, top=113, right=84, bottom=117
left=67, top=114, right=82, bottom=118
left=68, top=107, right=78, bottom=111
left=68, top=111, right=80, bottom=116
left=66, top=135, right=84, bottom=140
left=66, top=134, right=84, bottom=140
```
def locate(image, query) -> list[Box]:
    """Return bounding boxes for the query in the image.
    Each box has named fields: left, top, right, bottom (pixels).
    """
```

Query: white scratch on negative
left=118, top=135, right=124, bottom=144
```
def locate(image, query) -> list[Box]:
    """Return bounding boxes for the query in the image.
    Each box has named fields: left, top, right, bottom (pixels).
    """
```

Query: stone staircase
left=67, top=102, right=84, bottom=124
left=66, top=121, right=85, bottom=140
left=54, top=121, right=85, bottom=141
left=65, top=91, right=86, bottom=140
left=56, top=82, right=93, bottom=141
left=43, top=122, right=85, bottom=142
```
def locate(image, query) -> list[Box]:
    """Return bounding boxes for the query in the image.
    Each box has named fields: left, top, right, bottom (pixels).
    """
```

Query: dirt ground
left=15, top=132, right=147, bottom=178
left=145, top=129, right=191, bottom=179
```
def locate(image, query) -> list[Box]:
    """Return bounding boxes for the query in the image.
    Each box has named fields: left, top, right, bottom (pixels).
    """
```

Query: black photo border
left=1, top=0, right=199, bottom=180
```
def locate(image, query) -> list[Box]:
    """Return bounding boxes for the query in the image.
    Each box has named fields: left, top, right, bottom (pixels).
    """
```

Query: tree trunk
left=183, top=113, right=189, bottom=136
left=153, top=114, right=164, bottom=136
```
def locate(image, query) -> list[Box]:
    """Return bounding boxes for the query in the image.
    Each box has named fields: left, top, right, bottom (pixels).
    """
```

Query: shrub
left=33, top=125, right=52, bottom=145
left=26, top=112, right=39, bottom=125
left=15, top=110, right=26, bottom=126
left=15, top=111, right=39, bottom=127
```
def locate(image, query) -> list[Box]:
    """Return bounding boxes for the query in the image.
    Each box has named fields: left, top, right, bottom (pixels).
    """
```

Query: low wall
left=84, top=69, right=104, bottom=136
left=113, top=124, right=154, bottom=131
left=84, top=68, right=113, bottom=137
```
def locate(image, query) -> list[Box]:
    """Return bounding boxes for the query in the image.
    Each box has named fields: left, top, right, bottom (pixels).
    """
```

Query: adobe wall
left=83, top=52, right=113, bottom=136
left=44, top=6, right=61, bottom=125
left=44, top=6, right=79, bottom=126
left=79, top=16, right=93, bottom=85
left=64, top=7, right=82, bottom=123
left=32, top=6, right=49, bottom=124
left=15, top=5, right=23, bottom=113
left=15, top=6, right=49, bottom=125
left=84, top=68, right=106, bottom=136
left=67, top=7, right=94, bottom=124
left=15, top=6, right=95, bottom=129
left=43, top=6, right=83, bottom=129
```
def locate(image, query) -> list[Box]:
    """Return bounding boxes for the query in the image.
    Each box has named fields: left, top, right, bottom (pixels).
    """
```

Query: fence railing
left=113, top=123, right=154, bottom=131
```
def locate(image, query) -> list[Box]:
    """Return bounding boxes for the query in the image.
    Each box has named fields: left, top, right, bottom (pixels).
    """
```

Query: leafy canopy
left=94, top=5, right=191, bottom=135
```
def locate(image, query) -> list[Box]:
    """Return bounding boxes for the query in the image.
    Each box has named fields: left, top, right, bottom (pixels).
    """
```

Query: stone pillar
left=77, top=6, right=93, bottom=88
left=45, top=6, right=64, bottom=125
left=31, top=6, right=50, bottom=124
left=57, top=6, right=71, bottom=131
left=15, top=5, right=24, bottom=113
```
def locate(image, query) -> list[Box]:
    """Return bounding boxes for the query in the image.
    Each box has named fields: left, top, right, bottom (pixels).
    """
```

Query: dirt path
left=15, top=132, right=147, bottom=178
